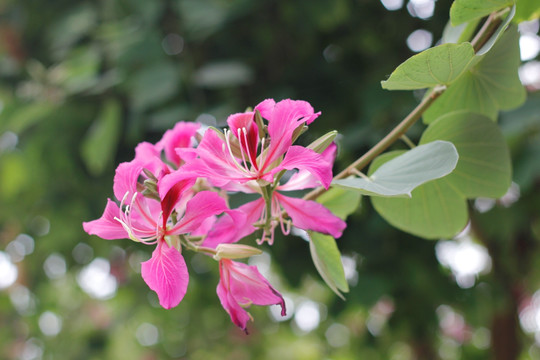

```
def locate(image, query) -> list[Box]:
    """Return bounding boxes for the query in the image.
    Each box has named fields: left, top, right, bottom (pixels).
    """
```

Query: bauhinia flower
left=182, top=99, right=331, bottom=188
left=83, top=159, right=238, bottom=309
left=180, top=99, right=345, bottom=244
left=217, top=258, right=286, bottom=332
left=203, top=143, right=346, bottom=245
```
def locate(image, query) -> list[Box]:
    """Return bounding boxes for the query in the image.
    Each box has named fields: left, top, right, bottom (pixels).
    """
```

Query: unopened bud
left=291, top=124, right=308, bottom=144
left=213, top=244, right=262, bottom=260
left=254, top=110, right=267, bottom=139
left=307, top=130, right=337, bottom=153
left=143, top=168, right=158, bottom=181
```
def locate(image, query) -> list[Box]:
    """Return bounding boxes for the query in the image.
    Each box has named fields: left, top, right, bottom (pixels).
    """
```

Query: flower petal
left=227, top=112, right=259, bottom=166
left=182, top=129, right=250, bottom=186
left=141, top=242, right=189, bottom=309
left=276, top=193, right=346, bottom=238
left=83, top=199, right=128, bottom=240
left=170, top=191, right=229, bottom=235
left=254, top=98, right=276, bottom=119
left=202, top=209, right=251, bottom=249
left=217, top=275, right=251, bottom=331
left=224, top=259, right=286, bottom=314
left=113, top=160, right=144, bottom=202
left=159, top=175, right=197, bottom=224
left=156, top=121, right=200, bottom=167
left=280, top=143, right=337, bottom=191
left=262, top=99, right=321, bottom=169
left=278, top=146, right=333, bottom=189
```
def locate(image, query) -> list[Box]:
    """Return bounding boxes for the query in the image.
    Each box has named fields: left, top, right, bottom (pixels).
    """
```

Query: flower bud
left=213, top=244, right=262, bottom=261
left=307, top=130, right=337, bottom=153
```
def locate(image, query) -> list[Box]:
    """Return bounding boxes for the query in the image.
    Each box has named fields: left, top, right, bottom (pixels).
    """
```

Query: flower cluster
left=83, top=99, right=346, bottom=332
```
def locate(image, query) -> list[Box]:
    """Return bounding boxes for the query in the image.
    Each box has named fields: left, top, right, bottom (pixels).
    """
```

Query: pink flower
left=183, top=99, right=331, bottom=188
left=134, top=121, right=200, bottom=172
left=217, top=258, right=286, bottom=332
left=83, top=159, right=233, bottom=309
left=203, top=144, right=346, bottom=245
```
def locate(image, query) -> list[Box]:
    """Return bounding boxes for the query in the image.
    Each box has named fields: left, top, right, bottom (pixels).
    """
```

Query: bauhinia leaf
left=80, top=100, right=121, bottom=176
left=308, top=231, right=349, bottom=299
left=332, top=140, right=458, bottom=197
left=450, top=0, right=513, bottom=26
left=370, top=163, right=469, bottom=239
left=370, top=111, right=512, bottom=239
left=316, top=187, right=361, bottom=220
left=424, top=26, right=525, bottom=123
left=420, top=111, right=512, bottom=198
left=381, top=43, right=475, bottom=90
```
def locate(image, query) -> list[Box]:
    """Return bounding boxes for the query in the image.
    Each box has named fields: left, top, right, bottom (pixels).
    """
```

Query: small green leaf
left=370, top=152, right=469, bottom=239
left=316, top=187, right=361, bottom=220
left=80, top=100, right=121, bottom=176
left=308, top=231, right=349, bottom=299
left=424, top=26, right=525, bottom=123
left=381, top=43, right=475, bottom=90
left=450, top=0, right=513, bottom=26
left=332, top=141, right=458, bottom=197
left=420, top=111, right=512, bottom=198
left=2, top=102, right=57, bottom=133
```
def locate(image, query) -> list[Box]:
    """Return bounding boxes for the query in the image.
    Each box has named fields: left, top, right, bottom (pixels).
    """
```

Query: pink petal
left=202, top=209, right=251, bottom=249
left=156, top=122, right=200, bottom=167
left=182, top=129, right=250, bottom=186
left=113, top=160, right=144, bottom=202
left=278, top=145, right=333, bottom=189
left=280, top=143, right=338, bottom=191
left=227, top=112, right=259, bottom=166
left=224, top=259, right=286, bottom=313
left=83, top=199, right=128, bottom=240
left=141, top=241, right=189, bottom=309
left=275, top=193, right=346, bottom=238
left=217, top=276, right=251, bottom=331
left=158, top=174, right=197, bottom=223
left=169, top=191, right=229, bottom=235
left=261, top=99, right=321, bottom=169
left=254, top=98, right=276, bottom=119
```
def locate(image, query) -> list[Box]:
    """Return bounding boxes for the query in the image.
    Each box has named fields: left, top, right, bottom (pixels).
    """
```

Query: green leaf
left=450, top=0, right=513, bottom=26
left=0, top=153, right=31, bottom=200
left=316, top=187, right=361, bottom=220
left=127, top=61, right=180, bottom=111
left=442, top=18, right=481, bottom=44
left=420, top=111, right=512, bottom=198
left=308, top=231, right=349, bottom=299
left=2, top=102, right=57, bottom=133
left=332, top=140, right=458, bottom=197
left=371, top=111, right=512, bottom=239
left=370, top=152, right=469, bottom=239
left=80, top=100, right=121, bottom=176
left=514, top=0, right=540, bottom=22
left=423, top=26, right=525, bottom=123
left=381, top=43, right=475, bottom=90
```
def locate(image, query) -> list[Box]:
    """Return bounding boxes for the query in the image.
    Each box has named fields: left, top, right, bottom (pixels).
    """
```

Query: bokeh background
left=1, top=0, right=540, bottom=359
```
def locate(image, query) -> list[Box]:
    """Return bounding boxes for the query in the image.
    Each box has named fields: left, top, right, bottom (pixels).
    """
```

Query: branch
left=302, top=7, right=511, bottom=203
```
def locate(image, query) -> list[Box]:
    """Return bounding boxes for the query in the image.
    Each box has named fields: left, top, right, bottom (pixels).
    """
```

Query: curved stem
left=302, top=6, right=510, bottom=203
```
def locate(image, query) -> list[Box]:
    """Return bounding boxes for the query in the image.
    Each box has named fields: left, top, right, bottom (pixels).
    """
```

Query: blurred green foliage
left=0, top=0, right=539, bottom=359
